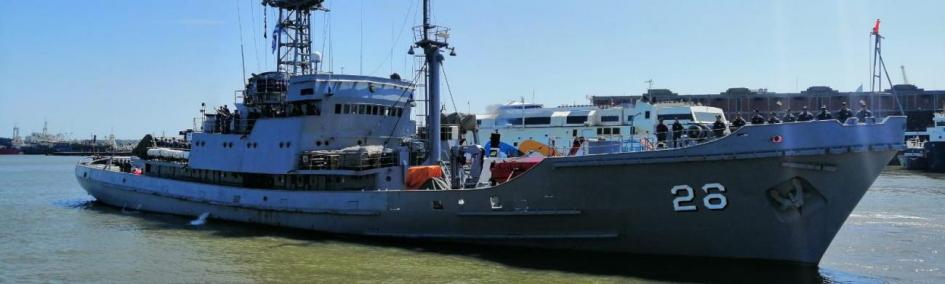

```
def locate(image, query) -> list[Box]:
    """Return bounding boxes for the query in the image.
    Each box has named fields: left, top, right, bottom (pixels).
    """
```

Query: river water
left=1, top=155, right=942, bottom=283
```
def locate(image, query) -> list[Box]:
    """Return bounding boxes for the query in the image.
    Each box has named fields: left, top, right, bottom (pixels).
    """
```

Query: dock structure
left=591, top=84, right=945, bottom=131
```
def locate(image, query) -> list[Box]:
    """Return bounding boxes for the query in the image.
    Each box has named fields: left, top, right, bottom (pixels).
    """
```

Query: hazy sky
left=1, top=0, right=943, bottom=139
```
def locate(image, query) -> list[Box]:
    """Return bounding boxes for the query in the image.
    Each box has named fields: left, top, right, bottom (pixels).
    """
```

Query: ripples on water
left=1, top=156, right=943, bottom=283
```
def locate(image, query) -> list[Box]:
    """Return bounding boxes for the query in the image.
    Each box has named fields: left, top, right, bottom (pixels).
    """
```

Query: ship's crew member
left=712, top=115, right=727, bottom=137
left=836, top=102, right=853, bottom=123
left=797, top=106, right=814, bottom=121
left=671, top=120, right=684, bottom=147
left=856, top=104, right=873, bottom=121
left=767, top=112, right=781, bottom=124
left=233, top=109, right=241, bottom=132
left=782, top=109, right=796, bottom=122
left=655, top=120, right=669, bottom=146
left=816, top=106, right=833, bottom=120
left=750, top=109, right=766, bottom=125
left=731, top=113, right=746, bottom=130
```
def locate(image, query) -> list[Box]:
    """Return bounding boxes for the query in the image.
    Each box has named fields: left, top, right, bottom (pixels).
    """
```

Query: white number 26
left=671, top=183, right=727, bottom=212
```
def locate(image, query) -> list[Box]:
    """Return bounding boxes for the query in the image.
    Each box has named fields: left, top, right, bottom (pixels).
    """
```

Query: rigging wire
left=236, top=0, right=247, bottom=84
left=441, top=63, right=458, bottom=114
left=383, top=63, right=428, bottom=146
left=249, top=0, right=261, bottom=71
left=368, top=0, right=418, bottom=76
left=359, top=0, right=364, bottom=75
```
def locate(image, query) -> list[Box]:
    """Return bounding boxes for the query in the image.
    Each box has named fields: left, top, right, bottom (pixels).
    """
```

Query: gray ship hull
left=76, top=119, right=905, bottom=265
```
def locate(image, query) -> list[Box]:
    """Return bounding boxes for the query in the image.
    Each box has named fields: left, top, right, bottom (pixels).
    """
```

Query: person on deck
left=751, top=109, right=766, bottom=125
left=712, top=115, right=727, bottom=137
left=797, top=106, right=815, bottom=122
left=731, top=113, right=747, bottom=130
left=816, top=106, right=833, bottom=120
left=856, top=104, right=874, bottom=121
left=655, top=120, right=669, bottom=146
left=782, top=109, right=796, bottom=122
left=767, top=112, right=782, bottom=124
left=671, top=120, right=684, bottom=148
left=836, top=102, right=853, bottom=123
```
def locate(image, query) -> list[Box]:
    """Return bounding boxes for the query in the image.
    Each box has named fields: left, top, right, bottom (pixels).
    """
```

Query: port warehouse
left=591, top=84, right=945, bottom=131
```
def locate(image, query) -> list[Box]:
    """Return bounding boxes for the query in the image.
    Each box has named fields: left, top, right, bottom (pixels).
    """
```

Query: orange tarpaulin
left=406, top=165, right=444, bottom=189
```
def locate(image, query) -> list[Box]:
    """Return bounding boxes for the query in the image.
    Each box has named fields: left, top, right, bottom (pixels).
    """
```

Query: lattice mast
left=263, top=0, right=325, bottom=76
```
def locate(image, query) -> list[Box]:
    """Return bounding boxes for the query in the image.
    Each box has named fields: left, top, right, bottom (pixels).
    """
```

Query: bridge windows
left=601, top=115, right=619, bottom=122
left=335, top=103, right=405, bottom=118
left=566, top=115, right=588, bottom=124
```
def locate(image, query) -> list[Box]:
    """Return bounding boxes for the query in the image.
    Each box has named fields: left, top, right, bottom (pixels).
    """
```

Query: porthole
left=385, top=176, right=392, bottom=182
left=279, top=142, right=284, bottom=148
left=286, top=142, right=291, bottom=147
left=253, top=143, right=258, bottom=148
left=263, top=196, right=268, bottom=202
left=247, top=143, right=252, bottom=148
left=316, top=141, right=322, bottom=146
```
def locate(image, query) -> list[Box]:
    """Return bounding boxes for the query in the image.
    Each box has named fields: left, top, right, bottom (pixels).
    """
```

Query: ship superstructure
left=76, top=0, right=906, bottom=265
left=472, top=100, right=727, bottom=156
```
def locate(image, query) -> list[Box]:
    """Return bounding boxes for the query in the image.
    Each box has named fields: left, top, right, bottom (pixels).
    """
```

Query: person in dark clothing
left=835, top=102, right=853, bottom=122
left=712, top=115, right=727, bottom=137
left=655, top=120, right=669, bottom=146
left=767, top=112, right=781, bottom=124
left=782, top=109, right=796, bottom=122
left=797, top=106, right=814, bottom=121
left=671, top=120, right=684, bottom=147
left=856, top=104, right=873, bottom=121
left=731, top=113, right=746, bottom=130
left=816, top=106, right=833, bottom=120
left=750, top=109, right=765, bottom=125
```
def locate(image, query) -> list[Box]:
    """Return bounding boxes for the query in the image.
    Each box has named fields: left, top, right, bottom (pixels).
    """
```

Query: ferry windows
left=627, top=115, right=634, bottom=123
left=566, top=115, right=588, bottom=124
left=343, top=104, right=351, bottom=114
left=335, top=104, right=342, bottom=114
left=601, top=115, right=619, bottom=122
left=603, top=128, right=612, bottom=135
left=358, top=105, right=366, bottom=114
left=300, top=88, right=314, bottom=96
left=645, top=111, right=651, bottom=119
left=506, top=118, right=523, bottom=125
left=524, top=117, right=551, bottom=125
left=572, top=129, right=578, bottom=137
left=371, top=105, right=380, bottom=115
left=397, top=108, right=404, bottom=117
left=613, top=128, right=621, bottom=135
left=379, top=106, right=387, bottom=116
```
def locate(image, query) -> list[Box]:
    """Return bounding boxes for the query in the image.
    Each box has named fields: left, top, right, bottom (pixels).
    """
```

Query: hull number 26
left=671, top=183, right=727, bottom=212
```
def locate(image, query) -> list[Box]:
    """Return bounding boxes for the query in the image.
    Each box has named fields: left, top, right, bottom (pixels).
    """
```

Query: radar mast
left=262, top=0, right=325, bottom=76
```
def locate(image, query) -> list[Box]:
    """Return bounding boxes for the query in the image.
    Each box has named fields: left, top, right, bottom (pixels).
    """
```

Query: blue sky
left=1, top=0, right=943, bottom=139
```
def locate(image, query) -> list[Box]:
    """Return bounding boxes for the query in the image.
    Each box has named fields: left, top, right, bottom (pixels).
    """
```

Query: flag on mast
left=872, top=19, right=880, bottom=35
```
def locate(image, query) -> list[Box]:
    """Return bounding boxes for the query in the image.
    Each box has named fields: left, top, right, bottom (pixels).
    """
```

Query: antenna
left=868, top=19, right=905, bottom=115
left=645, top=79, right=654, bottom=90
left=900, top=65, right=909, bottom=85
left=237, top=0, right=247, bottom=83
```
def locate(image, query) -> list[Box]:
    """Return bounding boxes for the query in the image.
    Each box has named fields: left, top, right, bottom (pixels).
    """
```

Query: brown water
left=1, top=155, right=943, bottom=283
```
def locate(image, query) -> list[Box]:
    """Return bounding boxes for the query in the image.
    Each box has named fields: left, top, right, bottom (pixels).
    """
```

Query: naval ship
left=76, top=0, right=905, bottom=265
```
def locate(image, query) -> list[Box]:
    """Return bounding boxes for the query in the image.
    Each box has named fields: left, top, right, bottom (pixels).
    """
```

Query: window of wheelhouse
left=566, top=115, right=588, bottom=124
